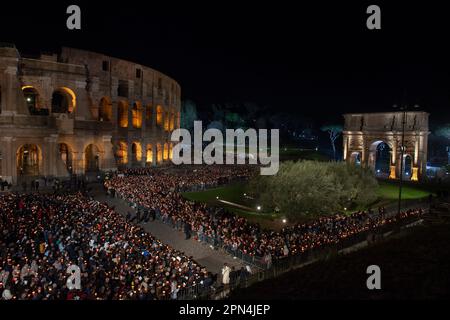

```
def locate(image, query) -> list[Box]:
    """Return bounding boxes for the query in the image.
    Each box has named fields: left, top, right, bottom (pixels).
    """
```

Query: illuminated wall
left=156, top=105, right=163, bottom=126
left=118, top=101, right=129, bottom=128
left=132, top=102, right=143, bottom=128
left=99, top=97, right=112, bottom=121
left=131, top=142, right=142, bottom=162
left=146, top=144, right=153, bottom=164
left=169, top=111, right=175, bottom=131
left=146, top=104, right=152, bottom=127
left=163, top=142, right=169, bottom=160
left=157, top=143, right=162, bottom=162
left=51, top=87, right=77, bottom=114
left=164, top=111, right=170, bottom=131
left=116, top=141, right=128, bottom=165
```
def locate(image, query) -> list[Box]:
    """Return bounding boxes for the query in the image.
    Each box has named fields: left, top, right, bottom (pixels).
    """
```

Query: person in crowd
left=0, top=192, right=209, bottom=300
left=222, top=263, right=231, bottom=287
left=104, top=165, right=425, bottom=264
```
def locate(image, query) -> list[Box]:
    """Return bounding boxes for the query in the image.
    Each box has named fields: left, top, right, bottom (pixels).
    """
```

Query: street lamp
left=393, top=103, right=419, bottom=215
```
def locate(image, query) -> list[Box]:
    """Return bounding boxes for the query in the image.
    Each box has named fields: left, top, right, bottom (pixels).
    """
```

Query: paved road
left=89, top=184, right=245, bottom=275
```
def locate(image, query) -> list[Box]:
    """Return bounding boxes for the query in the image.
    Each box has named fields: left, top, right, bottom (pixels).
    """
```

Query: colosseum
left=0, top=44, right=181, bottom=184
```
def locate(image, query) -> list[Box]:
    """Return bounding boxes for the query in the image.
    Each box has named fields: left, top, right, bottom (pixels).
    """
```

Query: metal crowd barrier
left=109, top=186, right=426, bottom=300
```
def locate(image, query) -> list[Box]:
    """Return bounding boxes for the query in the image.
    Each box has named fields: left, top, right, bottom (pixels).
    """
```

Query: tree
left=207, top=120, right=224, bottom=132
left=435, top=124, right=450, bottom=140
left=248, top=161, right=378, bottom=220
left=180, top=100, right=198, bottom=133
left=225, top=112, right=245, bottom=129
left=435, top=124, right=450, bottom=164
left=321, top=125, right=343, bottom=160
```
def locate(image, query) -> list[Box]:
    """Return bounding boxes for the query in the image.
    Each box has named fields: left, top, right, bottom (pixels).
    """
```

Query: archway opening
left=51, top=87, right=76, bottom=114
left=403, top=154, right=413, bottom=180
left=164, top=111, right=170, bottom=131
left=132, top=102, right=143, bottom=128
left=17, top=144, right=40, bottom=176
left=156, top=105, right=163, bottom=127
left=22, top=86, right=40, bottom=114
left=85, top=144, right=100, bottom=173
left=131, top=142, right=142, bottom=165
left=369, top=141, right=391, bottom=178
left=116, top=142, right=128, bottom=166
left=99, top=97, right=112, bottom=121
left=163, top=142, right=169, bottom=160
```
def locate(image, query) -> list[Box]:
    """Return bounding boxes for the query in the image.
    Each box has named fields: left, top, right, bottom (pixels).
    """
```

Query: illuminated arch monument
left=343, top=112, right=429, bottom=181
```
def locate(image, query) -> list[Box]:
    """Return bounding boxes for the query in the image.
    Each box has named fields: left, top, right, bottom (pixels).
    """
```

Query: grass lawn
left=182, top=180, right=435, bottom=230
left=377, top=180, right=433, bottom=200
left=182, top=183, right=284, bottom=230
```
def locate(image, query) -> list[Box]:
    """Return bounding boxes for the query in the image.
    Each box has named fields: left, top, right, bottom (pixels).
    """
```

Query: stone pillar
left=411, top=167, right=419, bottom=181
left=126, top=139, right=132, bottom=168
left=389, top=140, right=397, bottom=179
left=141, top=106, right=146, bottom=132
left=152, top=144, right=157, bottom=167
left=128, top=104, right=133, bottom=130
left=44, top=135, right=58, bottom=177
left=141, top=141, right=147, bottom=167
left=102, top=135, right=116, bottom=171
left=72, top=150, right=84, bottom=176
left=111, top=101, right=118, bottom=129
left=3, top=65, right=28, bottom=115
left=1, top=136, right=15, bottom=183
left=343, top=136, right=348, bottom=161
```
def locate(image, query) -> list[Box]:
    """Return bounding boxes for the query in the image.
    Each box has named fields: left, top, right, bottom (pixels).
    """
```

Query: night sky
left=2, top=1, right=450, bottom=126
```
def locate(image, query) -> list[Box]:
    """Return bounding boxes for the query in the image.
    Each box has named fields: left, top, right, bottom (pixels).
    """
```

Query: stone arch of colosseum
left=1, top=45, right=181, bottom=184
left=343, top=112, right=429, bottom=181
left=99, top=96, right=113, bottom=122
left=51, top=87, right=77, bottom=114
left=16, top=143, right=43, bottom=177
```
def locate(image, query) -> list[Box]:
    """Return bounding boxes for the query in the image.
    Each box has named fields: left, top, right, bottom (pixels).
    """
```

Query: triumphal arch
left=343, top=112, right=429, bottom=181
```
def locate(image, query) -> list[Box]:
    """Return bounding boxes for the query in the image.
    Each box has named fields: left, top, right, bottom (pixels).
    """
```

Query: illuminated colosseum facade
left=0, top=44, right=180, bottom=184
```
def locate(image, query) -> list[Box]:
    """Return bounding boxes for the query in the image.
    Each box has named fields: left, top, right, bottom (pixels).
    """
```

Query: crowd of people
left=105, top=166, right=426, bottom=265
left=0, top=192, right=213, bottom=300
left=1, top=164, right=428, bottom=300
